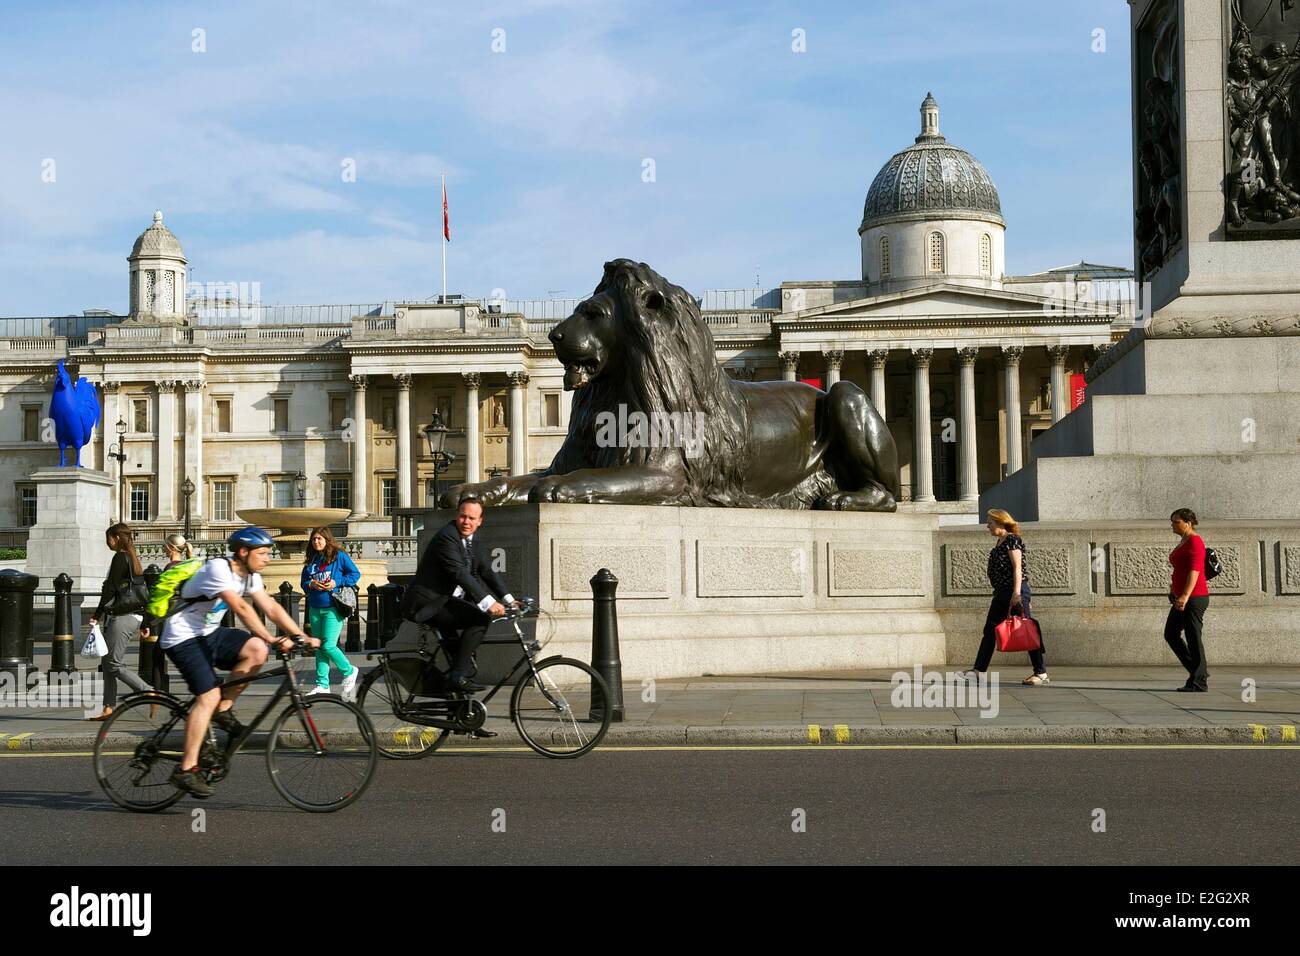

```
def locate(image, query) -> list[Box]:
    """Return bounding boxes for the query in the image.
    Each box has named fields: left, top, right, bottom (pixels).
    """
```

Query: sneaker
left=211, top=708, right=247, bottom=739
left=1022, top=673, right=1050, bottom=686
left=340, top=667, right=361, bottom=703
left=170, top=765, right=213, bottom=799
left=304, top=686, right=331, bottom=697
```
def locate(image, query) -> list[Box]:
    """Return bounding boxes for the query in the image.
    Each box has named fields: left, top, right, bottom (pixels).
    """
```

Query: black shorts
left=164, top=627, right=256, bottom=695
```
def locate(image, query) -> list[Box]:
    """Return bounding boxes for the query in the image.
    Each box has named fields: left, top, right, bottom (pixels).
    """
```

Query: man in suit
left=408, top=495, right=518, bottom=694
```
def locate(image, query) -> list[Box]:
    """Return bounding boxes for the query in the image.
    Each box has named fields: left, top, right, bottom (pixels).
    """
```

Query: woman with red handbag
left=1166, top=508, right=1210, bottom=692
left=961, top=508, right=1048, bottom=685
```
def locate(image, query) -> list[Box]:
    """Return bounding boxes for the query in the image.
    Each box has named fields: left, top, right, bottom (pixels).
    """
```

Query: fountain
left=235, top=506, right=392, bottom=598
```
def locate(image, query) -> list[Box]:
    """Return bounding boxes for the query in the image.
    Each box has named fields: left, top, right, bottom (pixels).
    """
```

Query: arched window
left=927, top=232, right=945, bottom=273
left=879, top=236, right=891, bottom=278
left=980, top=234, right=992, bottom=276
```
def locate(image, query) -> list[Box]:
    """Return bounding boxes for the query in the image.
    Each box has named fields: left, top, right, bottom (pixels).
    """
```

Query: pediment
left=777, top=283, right=1105, bottom=324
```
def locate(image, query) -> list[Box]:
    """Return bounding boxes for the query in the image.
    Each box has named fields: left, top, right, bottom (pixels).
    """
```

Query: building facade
left=0, top=95, right=1132, bottom=540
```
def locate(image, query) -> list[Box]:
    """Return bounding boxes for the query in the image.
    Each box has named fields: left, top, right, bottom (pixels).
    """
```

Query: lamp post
left=487, top=465, right=505, bottom=480
left=108, top=417, right=127, bottom=521
left=422, top=413, right=457, bottom=507
left=294, top=470, right=307, bottom=507
left=181, top=477, right=194, bottom=540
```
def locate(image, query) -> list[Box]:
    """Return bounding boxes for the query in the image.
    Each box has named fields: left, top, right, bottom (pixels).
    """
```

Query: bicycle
left=357, top=597, right=612, bottom=759
left=93, top=638, right=378, bottom=813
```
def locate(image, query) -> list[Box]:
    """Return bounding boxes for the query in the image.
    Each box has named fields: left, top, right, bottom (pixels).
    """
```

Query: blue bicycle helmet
left=227, top=526, right=274, bottom=551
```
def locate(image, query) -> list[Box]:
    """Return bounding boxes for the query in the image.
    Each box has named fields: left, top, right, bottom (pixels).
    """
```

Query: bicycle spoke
left=267, top=697, right=376, bottom=811
left=512, top=659, right=611, bottom=758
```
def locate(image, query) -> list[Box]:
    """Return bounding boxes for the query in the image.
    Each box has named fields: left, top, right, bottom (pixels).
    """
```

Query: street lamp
left=487, top=465, right=506, bottom=480
left=108, top=417, right=127, bottom=521
left=422, top=412, right=457, bottom=507
left=181, top=477, right=195, bottom=540
left=293, top=470, right=307, bottom=507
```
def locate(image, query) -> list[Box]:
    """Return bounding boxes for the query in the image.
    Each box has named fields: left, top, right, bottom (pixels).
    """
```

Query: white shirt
left=160, top=558, right=263, bottom=648
left=452, top=534, right=513, bottom=610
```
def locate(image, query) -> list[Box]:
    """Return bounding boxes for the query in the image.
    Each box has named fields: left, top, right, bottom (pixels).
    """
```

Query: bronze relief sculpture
left=441, top=259, right=899, bottom=511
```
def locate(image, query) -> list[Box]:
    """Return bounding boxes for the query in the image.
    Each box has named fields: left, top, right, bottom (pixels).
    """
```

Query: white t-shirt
left=160, top=558, right=264, bottom=649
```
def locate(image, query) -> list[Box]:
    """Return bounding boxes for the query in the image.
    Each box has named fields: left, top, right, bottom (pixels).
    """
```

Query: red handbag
left=995, top=612, right=1042, bottom=652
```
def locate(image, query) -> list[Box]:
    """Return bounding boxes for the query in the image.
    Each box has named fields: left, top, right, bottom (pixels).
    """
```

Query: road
left=1, top=746, right=1296, bottom=865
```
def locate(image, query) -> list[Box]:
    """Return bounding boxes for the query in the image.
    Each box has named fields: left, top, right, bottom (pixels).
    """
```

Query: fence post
left=377, top=581, right=404, bottom=647
left=589, top=568, right=625, bottom=722
left=345, top=602, right=361, bottom=652
left=364, top=584, right=379, bottom=650
left=50, top=572, right=77, bottom=674
left=275, top=581, right=301, bottom=636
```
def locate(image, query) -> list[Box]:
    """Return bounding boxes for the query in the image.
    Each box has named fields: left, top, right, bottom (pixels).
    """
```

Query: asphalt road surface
left=1, top=746, right=1296, bottom=865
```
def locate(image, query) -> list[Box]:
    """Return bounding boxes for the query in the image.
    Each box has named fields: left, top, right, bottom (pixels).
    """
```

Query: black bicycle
left=93, top=639, right=378, bottom=813
left=357, top=598, right=612, bottom=759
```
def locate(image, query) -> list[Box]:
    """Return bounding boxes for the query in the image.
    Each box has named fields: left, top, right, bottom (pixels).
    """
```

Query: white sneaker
left=304, top=685, right=331, bottom=697
left=340, top=667, right=361, bottom=703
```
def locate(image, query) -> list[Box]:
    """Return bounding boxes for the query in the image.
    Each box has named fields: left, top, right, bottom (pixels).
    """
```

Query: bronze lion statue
left=440, top=259, right=899, bottom=510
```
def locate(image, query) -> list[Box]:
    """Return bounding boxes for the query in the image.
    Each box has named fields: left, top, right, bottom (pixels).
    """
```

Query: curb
left=13, top=722, right=1299, bottom=751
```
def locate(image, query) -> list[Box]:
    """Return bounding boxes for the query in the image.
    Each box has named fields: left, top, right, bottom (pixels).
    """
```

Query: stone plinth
left=417, top=503, right=947, bottom=679
left=24, top=468, right=114, bottom=593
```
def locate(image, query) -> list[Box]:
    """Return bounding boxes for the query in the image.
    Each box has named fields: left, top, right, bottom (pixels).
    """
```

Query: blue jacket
left=301, top=550, right=361, bottom=609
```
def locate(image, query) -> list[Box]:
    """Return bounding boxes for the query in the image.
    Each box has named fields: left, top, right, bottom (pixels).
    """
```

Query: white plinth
left=24, top=467, right=114, bottom=593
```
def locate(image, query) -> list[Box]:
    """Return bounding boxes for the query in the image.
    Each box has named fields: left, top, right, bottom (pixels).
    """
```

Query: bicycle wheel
left=93, top=694, right=187, bottom=812
left=266, top=696, right=378, bottom=812
left=511, top=657, right=612, bottom=758
left=357, top=668, right=449, bottom=759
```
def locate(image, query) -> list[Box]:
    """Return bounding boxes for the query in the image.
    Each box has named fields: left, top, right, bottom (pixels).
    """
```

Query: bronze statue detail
left=441, top=259, right=900, bottom=511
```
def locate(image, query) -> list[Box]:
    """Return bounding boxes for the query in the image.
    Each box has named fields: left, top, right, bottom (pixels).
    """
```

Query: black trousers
left=974, top=588, right=1045, bottom=674
left=432, top=598, right=491, bottom=679
left=1164, top=595, right=1209, bottom=689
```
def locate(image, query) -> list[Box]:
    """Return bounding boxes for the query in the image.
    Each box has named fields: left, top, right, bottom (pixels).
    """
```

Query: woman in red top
left=1165, top=508, right=1210, bottom=692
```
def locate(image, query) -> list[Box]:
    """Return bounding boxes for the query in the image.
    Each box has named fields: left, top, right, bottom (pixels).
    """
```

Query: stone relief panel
left=696, top=542, right=808, bottom=597
left=552, top=541, right=670, bottom=599
left=1109, top=544, right=1244, bottom=595
left=1280, top=544, right=1300, bottom=595
left=828, top=545, right=925, bottom=597
left=943, top=545, right=1074, bottom=596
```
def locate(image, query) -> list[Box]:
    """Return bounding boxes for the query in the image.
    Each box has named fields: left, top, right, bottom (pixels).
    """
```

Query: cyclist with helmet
left=160, top=527, right=319, bottom=798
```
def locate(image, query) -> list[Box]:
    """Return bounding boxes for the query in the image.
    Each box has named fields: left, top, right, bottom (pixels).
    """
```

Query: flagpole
left=441, top=174, right=447, bottom=303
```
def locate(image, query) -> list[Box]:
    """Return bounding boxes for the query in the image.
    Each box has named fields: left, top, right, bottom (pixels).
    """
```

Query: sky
left=0, top=0, right=1134, bottom=316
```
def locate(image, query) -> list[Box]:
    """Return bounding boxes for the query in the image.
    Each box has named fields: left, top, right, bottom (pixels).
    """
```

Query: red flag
left=442, top=181, right=450, bottom=242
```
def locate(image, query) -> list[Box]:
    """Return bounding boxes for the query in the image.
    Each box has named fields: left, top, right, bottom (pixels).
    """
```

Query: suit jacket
left=403, top=521, right=512, bottom=623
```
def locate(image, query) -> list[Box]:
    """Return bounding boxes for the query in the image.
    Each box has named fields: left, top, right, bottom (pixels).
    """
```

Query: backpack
left=146, top=557, right=216, bottom=620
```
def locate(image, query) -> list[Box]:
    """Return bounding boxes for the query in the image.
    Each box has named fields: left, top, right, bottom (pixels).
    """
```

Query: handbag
left=1204, top=546, right=1223, bottom=581
left=81, top=623, right=108, bottom=658
left=330, top=584, right=358, bottom=617
left=995, top=611, right=1042, bottom=653
left=110, top=574, right=150, bottom=615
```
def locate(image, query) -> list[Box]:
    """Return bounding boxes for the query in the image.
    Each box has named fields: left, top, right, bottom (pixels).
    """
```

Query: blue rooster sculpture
left=50, top=360, right=101, bottom=467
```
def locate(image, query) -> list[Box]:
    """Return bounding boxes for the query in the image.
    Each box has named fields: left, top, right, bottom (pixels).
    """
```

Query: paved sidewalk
left=2, top=649, right=1298, bottom=748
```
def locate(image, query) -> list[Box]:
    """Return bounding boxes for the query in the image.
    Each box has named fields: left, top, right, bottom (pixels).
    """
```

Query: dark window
left=129, top=482, right=150, bottom=522
left=380, top=477, right=396, bottom=516
left=544, top=393, right=560, bottom=428
left=18, top=486, right=37, bottom=527
left=23, top=408, right=40, bottom=443
left=381, top=397, right=397, bottom=431
left=132, top=399, right=148, bottom=433
left=273, top=398, right=289, bottom=433
left=211, top=481, right=232, bottom=521
left=215, top=399, right=232, bottom=433
left=328, top=478, right=350, bottom=509
left=330, top=396, right=347, bottom=430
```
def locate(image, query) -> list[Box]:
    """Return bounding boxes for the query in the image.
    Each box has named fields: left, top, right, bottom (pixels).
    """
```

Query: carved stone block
left=828, top=545, right=925, bottom=597
left=696, top=542, right=807, bottom=597
left=552, top=541, right=670, bottom=599
left=943, top=544, right=1074, bottom=595
left=1109, top=543, right=1244, bottom=595
left=1280, top=544, right=1300, bottom=596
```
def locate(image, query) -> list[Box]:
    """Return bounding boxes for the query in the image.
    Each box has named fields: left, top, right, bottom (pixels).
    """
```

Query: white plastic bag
left=81, top=623, right=108, bottom=658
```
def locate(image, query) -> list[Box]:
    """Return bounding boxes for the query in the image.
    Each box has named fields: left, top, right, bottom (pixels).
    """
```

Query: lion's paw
left=530, top=477, right=599, bottom=504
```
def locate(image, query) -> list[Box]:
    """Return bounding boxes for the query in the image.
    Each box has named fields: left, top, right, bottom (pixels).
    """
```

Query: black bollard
left=377, top=581, right=405, bottom=647
left=589, top=568, right=625, bottom=722
left=274, top=581, right=301, bottom=637
left=364, top=584, right=379, bottom=650
left=0, top=569, right=39, bottom=677
left=50, top=573, right=77, bottom=674
left=345, top=601, right=361, bottom=652
left=136, top=564, right=161, bottom=682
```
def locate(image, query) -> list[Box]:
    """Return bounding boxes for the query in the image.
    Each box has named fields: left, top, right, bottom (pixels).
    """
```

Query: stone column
left=911, top=349, right=934, bottom=503
left=349, top=374, right=368, bottom=516
left=155, top=380, right=178, bottom=520
left=183, top=379, right=204, bottom=520
left=822, top=349, right=844, bottom=388
left=394, top=373, right=412, bottom=509
left=867, top=349, right=888, bottom=419
left=462, top=372, right=481, bottom=484
left=779, top=350, right=800, bottom=382
left=1001, top=346, right=1025, bottom=476
left=508, top=371, right=529, bottom=476
left=957, top=348, right=980, bottom=502
left=1047, top=345, right=1070, bottom=423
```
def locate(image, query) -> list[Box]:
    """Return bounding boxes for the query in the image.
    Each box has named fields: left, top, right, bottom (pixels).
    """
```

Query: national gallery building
left=0, top=95, right=1131, bottom=539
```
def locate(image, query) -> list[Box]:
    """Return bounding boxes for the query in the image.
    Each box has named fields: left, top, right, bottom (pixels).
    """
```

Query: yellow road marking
left=807, top=724, right=821, bottom=744
left=6, top=733, right=33, bottom=750
left=833, top=724, right=850, bottom=743
left=1281, top=725, right=1297, bottom=742
left=1251, top=724, right=1270, bottom=742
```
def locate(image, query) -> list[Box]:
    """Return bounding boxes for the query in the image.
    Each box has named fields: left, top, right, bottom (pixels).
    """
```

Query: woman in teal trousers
left=300, top=526, right=363, bottom=701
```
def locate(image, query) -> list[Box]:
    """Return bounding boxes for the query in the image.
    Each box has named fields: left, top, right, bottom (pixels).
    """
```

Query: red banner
left=799, top=376, right=823, bottom=390
left=1070, top=373, right=1087, bottom=410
